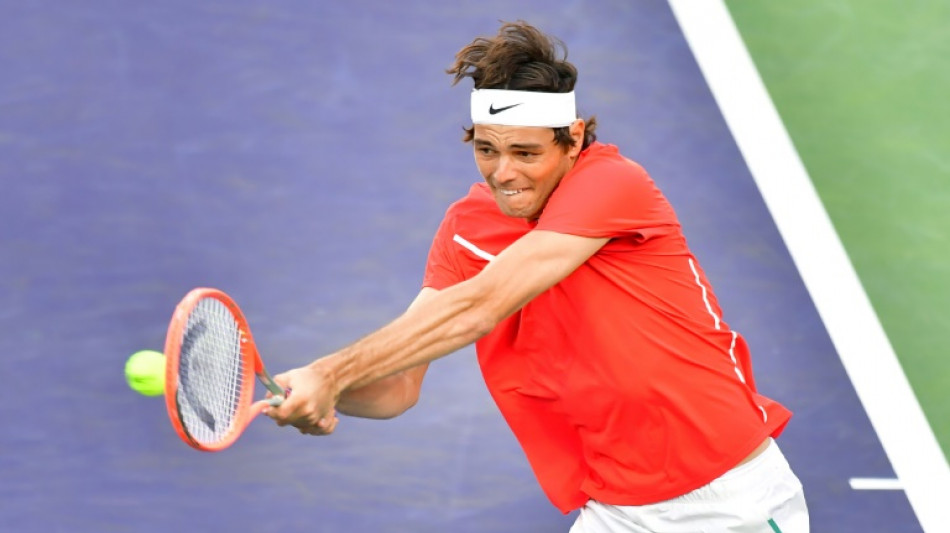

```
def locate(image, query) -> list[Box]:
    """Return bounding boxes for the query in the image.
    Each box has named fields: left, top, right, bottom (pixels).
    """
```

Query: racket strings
left=177, top=298, right=246, bottom=444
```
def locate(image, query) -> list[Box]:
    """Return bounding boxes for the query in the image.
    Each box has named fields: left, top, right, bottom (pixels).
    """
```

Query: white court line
left=850, top=478, right=904, bottom=491
left=668, top=2, right=950, bottom=531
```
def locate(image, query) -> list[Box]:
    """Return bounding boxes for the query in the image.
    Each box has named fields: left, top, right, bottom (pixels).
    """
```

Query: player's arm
left=267, top=230, right=608, bottom=431
left=333, top=288, right=437, bottom=419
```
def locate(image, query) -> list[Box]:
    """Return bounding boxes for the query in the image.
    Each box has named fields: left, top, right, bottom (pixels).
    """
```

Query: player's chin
left=495, top=195, right=539, bottom=219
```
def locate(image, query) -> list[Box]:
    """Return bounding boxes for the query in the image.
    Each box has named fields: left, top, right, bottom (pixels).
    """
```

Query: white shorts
left=569, top=439, right=809, bottom=533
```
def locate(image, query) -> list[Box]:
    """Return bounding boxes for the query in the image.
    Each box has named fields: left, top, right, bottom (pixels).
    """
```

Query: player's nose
left=492, top=155, right=518, bottom=184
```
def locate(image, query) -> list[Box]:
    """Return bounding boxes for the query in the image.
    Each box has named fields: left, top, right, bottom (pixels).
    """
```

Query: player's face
left=472, top=121, right=584, bottom=220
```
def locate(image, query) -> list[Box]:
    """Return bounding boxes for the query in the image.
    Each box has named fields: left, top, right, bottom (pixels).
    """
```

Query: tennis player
left=265, top=21, right=809, bottom=532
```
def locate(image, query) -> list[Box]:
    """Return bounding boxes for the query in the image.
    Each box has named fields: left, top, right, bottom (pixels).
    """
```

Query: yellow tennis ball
left=125, top=349, right=166, bottom=397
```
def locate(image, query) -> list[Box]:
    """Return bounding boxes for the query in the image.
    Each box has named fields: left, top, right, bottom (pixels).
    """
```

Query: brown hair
left=447, top=21, right=598, bottom=150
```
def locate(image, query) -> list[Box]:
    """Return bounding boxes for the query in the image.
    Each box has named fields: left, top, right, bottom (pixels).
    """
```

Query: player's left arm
left=331, top=288, right=437, bottom=420
left=266, top=230, right=608, bottom=433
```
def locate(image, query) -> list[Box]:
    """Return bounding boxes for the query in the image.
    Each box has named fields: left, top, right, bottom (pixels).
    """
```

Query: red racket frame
left=164, top=287, right=283, bottom=452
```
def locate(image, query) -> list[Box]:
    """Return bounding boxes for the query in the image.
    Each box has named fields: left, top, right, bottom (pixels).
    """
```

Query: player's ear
left=568, top=119, right=585, bottom=157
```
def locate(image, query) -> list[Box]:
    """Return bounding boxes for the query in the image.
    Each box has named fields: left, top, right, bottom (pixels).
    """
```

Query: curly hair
left=447, top=21, right=597, bottom=149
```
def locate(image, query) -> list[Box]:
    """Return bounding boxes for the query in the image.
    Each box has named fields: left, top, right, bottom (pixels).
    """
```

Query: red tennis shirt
left=422, top=142, right=791, bottom=513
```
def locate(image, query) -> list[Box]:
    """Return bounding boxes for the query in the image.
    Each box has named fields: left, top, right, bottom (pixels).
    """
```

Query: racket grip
left=265, top=387, right=291, bottom=407
left=258, top=368, right=291, bottom=406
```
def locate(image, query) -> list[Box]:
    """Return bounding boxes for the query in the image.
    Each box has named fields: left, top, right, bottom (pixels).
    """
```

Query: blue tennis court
left=0, top=1, right=926, bottom=531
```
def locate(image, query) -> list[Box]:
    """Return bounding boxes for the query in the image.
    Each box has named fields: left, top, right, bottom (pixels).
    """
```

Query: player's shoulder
left=443, top=183, right=498, bottom=219
left=566, top=142, right=655, bottom=195
left=576, top=142, right=649, bottom=179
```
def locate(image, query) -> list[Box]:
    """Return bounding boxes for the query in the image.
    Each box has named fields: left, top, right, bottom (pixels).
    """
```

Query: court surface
left=726, top=0, right=950, bottom=461
left=0, top=1, right=940, bottom=531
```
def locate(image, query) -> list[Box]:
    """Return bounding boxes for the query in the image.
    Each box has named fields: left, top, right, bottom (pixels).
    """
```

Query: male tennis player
left=265, top=21, right=809, bottom=532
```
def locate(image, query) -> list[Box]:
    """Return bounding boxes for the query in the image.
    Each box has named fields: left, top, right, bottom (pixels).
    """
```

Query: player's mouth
left=500, top=188, right=527, bottom=196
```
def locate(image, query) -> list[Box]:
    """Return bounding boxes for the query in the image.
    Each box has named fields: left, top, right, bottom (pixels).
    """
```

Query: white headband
left=470, top=89, right=576, bottom=127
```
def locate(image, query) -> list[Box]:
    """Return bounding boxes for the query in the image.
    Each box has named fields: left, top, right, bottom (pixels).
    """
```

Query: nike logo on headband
left=488, top=103, right=522, bottom=115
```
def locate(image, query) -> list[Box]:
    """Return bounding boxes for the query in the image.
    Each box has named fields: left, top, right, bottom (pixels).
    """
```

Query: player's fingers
left=290, top=408, right=337, bottom=433
left=317, top=409, right=338, bottom=429
left=267, top=405, right=300, bottom=426
left=251, top=399, right=272, bottom=414
left=289, top=410, right=328, bottom=430
left=297, top=416, right=338, bottom=436
left=262, top=371, right=305, bottom=423
left=261, top=393, right=298, bottom=425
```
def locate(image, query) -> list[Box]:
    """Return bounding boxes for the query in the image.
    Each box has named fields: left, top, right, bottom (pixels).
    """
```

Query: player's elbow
left=392, top=387, right=422, bottom=417
left=384, top=369, right=426, bottom=418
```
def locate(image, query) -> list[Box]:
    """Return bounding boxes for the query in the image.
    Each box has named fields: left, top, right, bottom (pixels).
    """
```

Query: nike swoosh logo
left=488, top=103, right=522, bottom=115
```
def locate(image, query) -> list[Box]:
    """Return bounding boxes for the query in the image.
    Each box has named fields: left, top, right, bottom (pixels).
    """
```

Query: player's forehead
left=472, top=124, right=555, bottom=149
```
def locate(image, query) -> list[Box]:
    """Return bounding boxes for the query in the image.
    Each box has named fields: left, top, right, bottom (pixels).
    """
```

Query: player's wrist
left=306, top=356, right=347, bottom=401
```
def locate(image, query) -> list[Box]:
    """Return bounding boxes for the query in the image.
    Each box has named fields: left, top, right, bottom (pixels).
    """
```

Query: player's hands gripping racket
left=164, top=287, right=288, bottom=452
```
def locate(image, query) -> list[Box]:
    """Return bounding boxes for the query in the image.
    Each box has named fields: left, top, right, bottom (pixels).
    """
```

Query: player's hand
left=262, top=361, right=340, bottom=436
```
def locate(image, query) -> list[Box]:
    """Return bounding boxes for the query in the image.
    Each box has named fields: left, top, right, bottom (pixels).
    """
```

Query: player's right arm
left=333, top=288, right=437, bottom=419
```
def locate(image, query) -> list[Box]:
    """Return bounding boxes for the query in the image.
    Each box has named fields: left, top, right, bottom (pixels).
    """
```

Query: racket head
left=164, top=288, right=261, bottom=452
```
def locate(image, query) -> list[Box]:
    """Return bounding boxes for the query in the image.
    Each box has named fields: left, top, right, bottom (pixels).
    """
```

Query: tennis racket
left=164, top=287, right=288, bottom=452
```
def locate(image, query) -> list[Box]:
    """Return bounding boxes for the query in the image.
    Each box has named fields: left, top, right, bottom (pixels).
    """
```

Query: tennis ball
left=125, top=349, right=166, bottom=397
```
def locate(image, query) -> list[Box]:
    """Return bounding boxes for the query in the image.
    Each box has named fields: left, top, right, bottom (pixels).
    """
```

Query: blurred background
left=0, top=1, right=944, bottom=531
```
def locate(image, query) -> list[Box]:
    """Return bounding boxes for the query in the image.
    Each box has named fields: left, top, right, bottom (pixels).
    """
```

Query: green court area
left=726, top=1, right=950, bottom=458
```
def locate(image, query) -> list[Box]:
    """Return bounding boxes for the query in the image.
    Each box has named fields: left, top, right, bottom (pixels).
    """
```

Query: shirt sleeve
left=535, top=156, right=678, bottom=242
left=422, top=210, right=464, bottom=290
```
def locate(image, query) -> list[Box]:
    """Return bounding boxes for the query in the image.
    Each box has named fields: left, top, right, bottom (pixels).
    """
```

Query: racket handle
left=259, top=368, right=291, bottom=406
